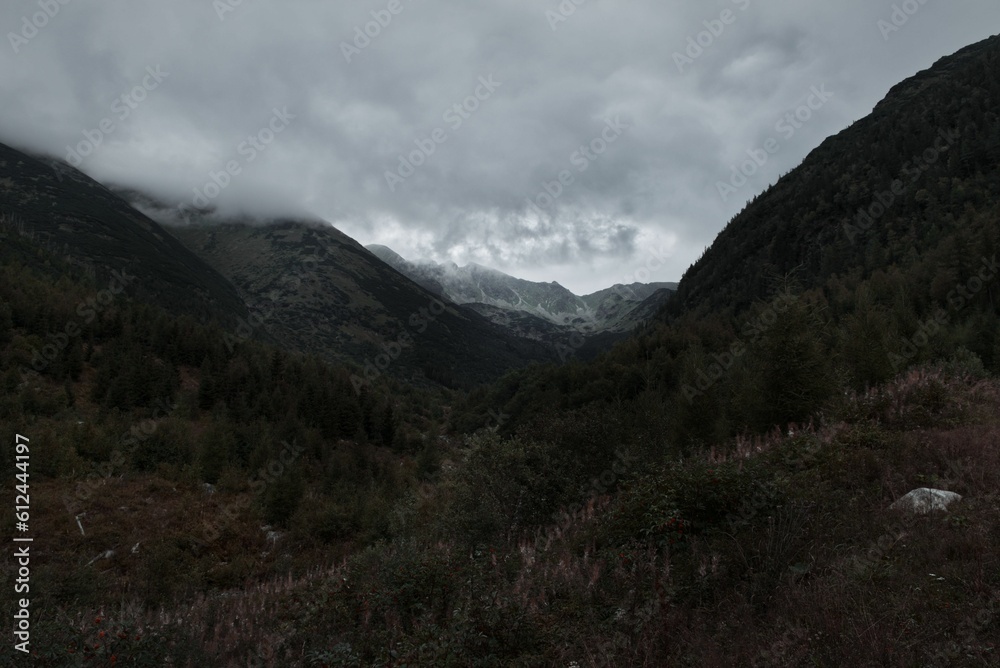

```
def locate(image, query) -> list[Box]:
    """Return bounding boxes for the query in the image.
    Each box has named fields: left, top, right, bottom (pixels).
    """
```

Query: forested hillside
left=456, top=34, right=1000, bottom=448
left=670, top=35, right=1000, bottom=317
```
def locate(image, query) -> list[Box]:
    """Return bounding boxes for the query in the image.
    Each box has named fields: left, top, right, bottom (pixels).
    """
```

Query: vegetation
left=1, top=31, right=998, bottom=668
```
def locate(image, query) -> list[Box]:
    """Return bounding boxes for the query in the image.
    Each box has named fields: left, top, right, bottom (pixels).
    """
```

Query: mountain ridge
left=365, top=243, right=676, bottom=335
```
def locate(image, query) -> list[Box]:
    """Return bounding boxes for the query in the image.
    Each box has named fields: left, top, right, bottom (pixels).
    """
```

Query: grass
left=5, top=369, right=999, bottom=666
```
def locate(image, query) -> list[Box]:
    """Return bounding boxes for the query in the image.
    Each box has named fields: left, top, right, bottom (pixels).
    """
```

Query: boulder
left=890, top=488, right=962, bottom=514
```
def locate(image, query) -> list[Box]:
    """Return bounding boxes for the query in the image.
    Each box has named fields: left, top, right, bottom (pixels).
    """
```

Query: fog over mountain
left=1, top=0, right=997, bottom=293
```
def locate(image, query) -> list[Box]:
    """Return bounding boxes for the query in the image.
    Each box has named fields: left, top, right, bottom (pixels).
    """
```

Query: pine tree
left=198, top=356, right=217, bottom=410
left=743, top=292, right=834, bottom=431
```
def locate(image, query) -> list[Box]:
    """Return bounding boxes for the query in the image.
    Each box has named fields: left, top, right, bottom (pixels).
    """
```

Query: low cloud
left=1, top=0, right=997, bottom=293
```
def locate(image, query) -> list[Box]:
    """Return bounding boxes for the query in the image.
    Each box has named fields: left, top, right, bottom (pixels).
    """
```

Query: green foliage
left=3, top=34, right=1000, bottom=666
left=130, top=419, right=193, bottom=472
left=735, top=293, right=836, bottom=432
left=262, top=465, right=305, bottom=527
left=440, top=432, right=569, bottom=547
left=606, top=458, right=782, bottom=549
left=839, top=287, right=898, bottom=388
left=197, top=423, right=236, bottom=484
left=935, top=346, right=988, bottom=380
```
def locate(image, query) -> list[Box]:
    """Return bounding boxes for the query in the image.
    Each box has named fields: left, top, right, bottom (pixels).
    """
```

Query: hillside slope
left=168, top=220, right=556, bottom=388
left=0, top=142, right=253, bottom=330
left=668, top=34, right=1000, bottom=318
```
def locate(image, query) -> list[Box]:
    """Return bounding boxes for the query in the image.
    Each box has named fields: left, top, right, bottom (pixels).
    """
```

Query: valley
left=0, top=14, right=998, bottom=668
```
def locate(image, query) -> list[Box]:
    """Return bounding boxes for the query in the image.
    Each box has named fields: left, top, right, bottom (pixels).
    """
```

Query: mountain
left=366, top=244, right=676, bottom=336
left=158, top=217, right=556, bottom=388
left=667, top=34, right=1000, bottom=319
left=0, top=141, right=253, bottom=330
left=0, top=143, right=554, bottom=389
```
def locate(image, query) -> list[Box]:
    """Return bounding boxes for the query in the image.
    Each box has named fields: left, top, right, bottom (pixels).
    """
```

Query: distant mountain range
left=366, top=244, right=675, bottom=339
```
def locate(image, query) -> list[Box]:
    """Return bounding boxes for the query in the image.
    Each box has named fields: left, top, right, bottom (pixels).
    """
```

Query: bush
left=652, top=460, right=776, bottom=538
left=440, top=433, right=570, bottom=547
left=130, top=420, right=193, bottom=471
left=935, top=346, right=989, bottom=380
left=262, top=466, right=304, bottom=526
left=292, top=496, right=359, bottom=544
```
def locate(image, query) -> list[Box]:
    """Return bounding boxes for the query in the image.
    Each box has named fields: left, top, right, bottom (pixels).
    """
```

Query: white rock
left=890, top=488, right=962, bottom=514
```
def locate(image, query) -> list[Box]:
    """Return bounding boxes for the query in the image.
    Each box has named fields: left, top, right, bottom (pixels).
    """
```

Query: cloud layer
left=2, top=0, right=997, bottom=293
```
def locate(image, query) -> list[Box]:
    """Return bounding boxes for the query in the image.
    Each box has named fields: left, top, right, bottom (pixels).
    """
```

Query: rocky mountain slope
left=366, top=243, right=676, bottom=335
left=163, top=219, right=556, bottom=388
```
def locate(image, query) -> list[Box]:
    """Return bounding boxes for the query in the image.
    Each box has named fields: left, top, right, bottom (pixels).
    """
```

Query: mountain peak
left=364, top=244, right=675, bottom=333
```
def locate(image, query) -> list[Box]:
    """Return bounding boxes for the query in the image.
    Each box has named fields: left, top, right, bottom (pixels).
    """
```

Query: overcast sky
left=1, top=1, right=997, bottom=294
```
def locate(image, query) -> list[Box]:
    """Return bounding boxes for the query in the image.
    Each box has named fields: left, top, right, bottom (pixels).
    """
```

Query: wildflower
left=98, top=631, right=106, bottom=639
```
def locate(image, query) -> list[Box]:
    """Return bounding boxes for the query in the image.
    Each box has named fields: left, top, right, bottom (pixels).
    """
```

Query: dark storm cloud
left=1, top=0, right=997, bottom=293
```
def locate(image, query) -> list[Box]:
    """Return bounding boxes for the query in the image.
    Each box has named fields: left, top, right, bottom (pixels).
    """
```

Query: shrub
left=935, top=346, right=989, bottom=381
left=440, top=432, right=570, bottom=547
